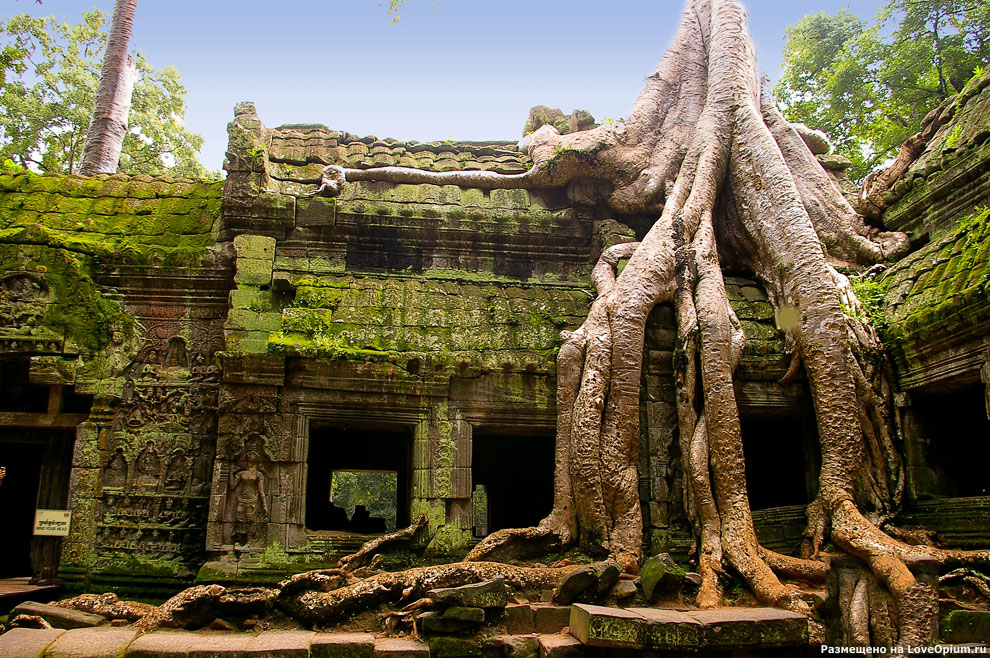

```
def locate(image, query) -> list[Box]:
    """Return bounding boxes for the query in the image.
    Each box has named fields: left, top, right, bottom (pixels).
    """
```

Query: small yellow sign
left=33, top=509, right=71, bottom=537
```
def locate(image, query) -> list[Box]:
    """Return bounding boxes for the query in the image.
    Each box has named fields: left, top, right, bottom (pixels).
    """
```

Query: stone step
left=568, top=603, right=808, bottom=651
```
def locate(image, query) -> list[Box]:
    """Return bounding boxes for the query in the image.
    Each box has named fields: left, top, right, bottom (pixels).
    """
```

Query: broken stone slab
left=568, top=603, right=646, bottom=649
left=639, top=553, right=686, bottom=601
left=44, top=627, right=141, bottom=658
left=418, top=606, right=486, bottom=634
left=11, top=601, right=108, bottom=629
left=612, top=580, right=638, bottom=601
left=311, top=632, right=375, bottom=658
left=591, top=563, right=621, bottom=597
left=427, top=578, right=508, bottom=609
left=688, top=607, right=808, bottom=649
left=373, top=637, right=431, bottom=658
left=627, top=607, right=702, bottom=650
left=123, top=630, right=201, bottom=657
left=551, top=568, right=597, bottom=605
left=0, top=628, right=65, bottom=657
left=536, top=633, right=585, bottom=658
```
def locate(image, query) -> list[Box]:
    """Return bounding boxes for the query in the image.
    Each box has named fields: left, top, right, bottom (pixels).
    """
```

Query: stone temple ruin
left=0, top=71, right=989, bottom=650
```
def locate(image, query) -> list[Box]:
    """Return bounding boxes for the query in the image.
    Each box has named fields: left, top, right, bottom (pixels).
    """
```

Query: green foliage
left=331, top=470, right=398, bottom=530
left=0, top=10, right=213, bottom=177
left=848, top=275, right=890, bottom=333
left=775, top=1, right=990, bottom=181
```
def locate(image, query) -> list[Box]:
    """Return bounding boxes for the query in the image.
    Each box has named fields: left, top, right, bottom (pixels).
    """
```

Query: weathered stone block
left=534, top=606, right=572, bottom=634
left=246, top=630, right=315, bottom=656
left=689, top=608, right=808, bottom=649
left=373, top=637, right=430, bottom=657
left=234, top=257, right=274, bottom=286
left=639, top=552, right=685, bottom=600
left=123, top=630, right=200, bottom=657
left=568, top=604, right=644, bottom=649
left=483, top=635, right=539, bottom=658
left=428, top=636, right=483, bottom=658
left=12, top=601, right=107, bottom=629
left=311, top=632, right=375, bottom=658
left=233, top=234, right=276, bottom=261
left=628, top=607, right=702, bottom=650
left=0, top=628, right=65, bottom=657
left=45, top=627, right=140, bottom=658
left=504, top=604, right=535, bottom=635
left=536, top=633, right=584, bottom=658
left=296, top=196, right=336, bottom=227
left=941, top=610, right=990, bottom=644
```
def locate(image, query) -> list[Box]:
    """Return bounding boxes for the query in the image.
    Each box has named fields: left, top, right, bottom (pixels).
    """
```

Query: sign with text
left=33, top=509, right=71, bottom=536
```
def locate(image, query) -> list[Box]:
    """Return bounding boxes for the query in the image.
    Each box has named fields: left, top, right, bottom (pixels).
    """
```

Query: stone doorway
left=0, top=427, right=75, bottom=579
left=740, top=411, right=820, bottom=511
left=911, top=384, right=990, bottom=497
left=306, top=426, right=411, bottom=534
left=0, top=358, right=89, bottom=580
left=471, top=432, right=555, bottom=534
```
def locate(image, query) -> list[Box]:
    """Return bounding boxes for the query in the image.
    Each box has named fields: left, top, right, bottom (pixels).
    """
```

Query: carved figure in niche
left=222, top=434, right=271, bottom=546
left=1, top=273, right=48, bottom=301
left=103, top=447, right=128, bottom=488
left=163, top=448, right=189, bottom=492
left=163, top=337, right=188, bottom=368
left=133, top=440, right=161, bottom=488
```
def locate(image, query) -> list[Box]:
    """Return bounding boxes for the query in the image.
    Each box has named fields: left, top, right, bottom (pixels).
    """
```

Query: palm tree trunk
left=79, top=0, right=138, bottom=176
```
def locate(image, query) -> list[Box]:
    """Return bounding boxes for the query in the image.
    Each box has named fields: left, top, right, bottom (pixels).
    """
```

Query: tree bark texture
left=79, top=0, right=137, bottom=176
left=313, top=0, right=989, bottom=644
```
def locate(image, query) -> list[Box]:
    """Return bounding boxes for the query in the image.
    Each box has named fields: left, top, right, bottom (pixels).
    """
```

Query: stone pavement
left=0, top=604, right=811, bottom=657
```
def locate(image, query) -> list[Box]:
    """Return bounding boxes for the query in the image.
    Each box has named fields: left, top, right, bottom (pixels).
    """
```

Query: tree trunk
left=79, top=0, right=138, bottom=176
left=310, top=0, right=989, bottom=644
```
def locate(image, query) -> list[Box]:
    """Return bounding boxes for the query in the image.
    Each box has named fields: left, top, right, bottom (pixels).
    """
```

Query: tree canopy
left=774, top=0, right=990, bottom=181
left=0, top=10, right=212, bottom=177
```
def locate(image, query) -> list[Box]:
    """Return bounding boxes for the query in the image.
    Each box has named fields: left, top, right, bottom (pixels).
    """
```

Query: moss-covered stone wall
left=0, top=172, right=229, bottom=596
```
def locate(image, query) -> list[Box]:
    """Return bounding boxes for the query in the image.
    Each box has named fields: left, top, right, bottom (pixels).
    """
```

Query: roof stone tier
left=881, top=206, right=990, bottom=389
left=221, top=102, right=638, bottom=284
left=880, top=72, right=990, bottom=242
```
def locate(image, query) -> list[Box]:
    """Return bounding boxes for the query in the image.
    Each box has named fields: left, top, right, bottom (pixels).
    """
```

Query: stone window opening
left=305, top=426, right=411, bottom=534
left=471, top=431, right=555, bottom=535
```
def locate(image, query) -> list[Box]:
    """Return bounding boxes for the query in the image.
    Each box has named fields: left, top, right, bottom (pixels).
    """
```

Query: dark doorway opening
left=472, top=432, right=555, bottom=534
left=911, top=384, right=990, bottom=496
left=306, top=426, right=411, bottom=533
left=0, top=427, right=75, bottom=578
left=740, top=412, right=819, bottom=511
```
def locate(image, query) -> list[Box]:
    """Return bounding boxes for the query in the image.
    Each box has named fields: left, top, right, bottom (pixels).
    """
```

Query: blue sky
left=14, top=1, right=887, bottom=171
